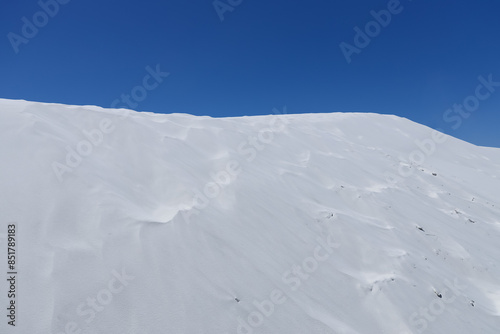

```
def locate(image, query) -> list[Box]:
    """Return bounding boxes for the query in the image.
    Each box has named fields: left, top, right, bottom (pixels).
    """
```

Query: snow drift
left=0, top=99, right=499, bottom=334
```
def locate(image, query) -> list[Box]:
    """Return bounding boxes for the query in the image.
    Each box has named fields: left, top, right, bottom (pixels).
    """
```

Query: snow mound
left=1, top=99, right=499, bottom=333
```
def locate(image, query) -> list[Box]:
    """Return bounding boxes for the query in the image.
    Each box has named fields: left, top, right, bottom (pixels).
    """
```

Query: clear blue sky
left=2, top=0, right=500, bottom=147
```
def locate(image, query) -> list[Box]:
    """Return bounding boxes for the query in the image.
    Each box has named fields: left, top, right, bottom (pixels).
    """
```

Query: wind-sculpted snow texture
left=0, top=99, right=499, bottom=334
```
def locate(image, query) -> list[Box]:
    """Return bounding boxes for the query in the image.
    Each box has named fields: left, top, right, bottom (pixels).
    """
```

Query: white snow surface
left=1, top=99, right=500, bottom=334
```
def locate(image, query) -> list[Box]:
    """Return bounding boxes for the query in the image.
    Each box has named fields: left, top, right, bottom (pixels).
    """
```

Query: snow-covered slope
left=1, top=99, right=499, bottom=334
